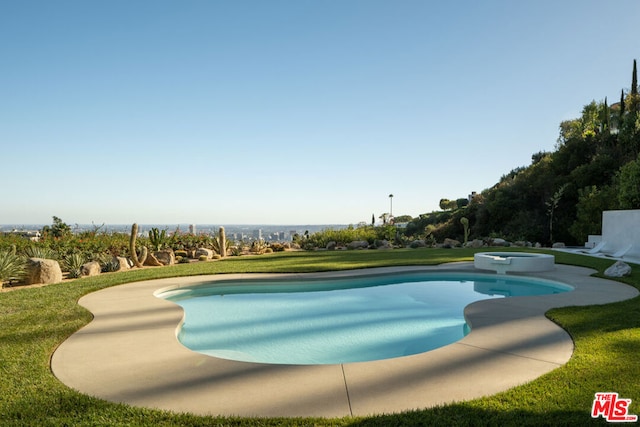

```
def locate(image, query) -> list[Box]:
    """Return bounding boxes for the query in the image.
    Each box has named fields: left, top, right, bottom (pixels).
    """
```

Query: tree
left=48, top=216, right=71, bottom=239
left=618, top=154, right=640, bottom=208
left=631, top=59, right=638, bottom=113
left=546, top=184, right=568, bottom=244
left=601, top=97, right=610, bottom=133
left=456, top=198, right=469, bottom=209
left=569, top=185, right=617, bottom=243
left=393, top=215, right=413, bottom=223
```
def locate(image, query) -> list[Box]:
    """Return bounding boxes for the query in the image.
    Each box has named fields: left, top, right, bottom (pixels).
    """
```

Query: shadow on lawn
left=349, top=406, right=601, bottom=427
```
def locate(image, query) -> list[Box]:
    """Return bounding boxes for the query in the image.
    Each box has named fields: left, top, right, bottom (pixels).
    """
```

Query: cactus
left=219, top=226, right=226, bottom=258
left=149, top=227, right=168, bottom=251
left=129, top=223, right=148, bottom=268
left=460, top=217, right=470, bottom=245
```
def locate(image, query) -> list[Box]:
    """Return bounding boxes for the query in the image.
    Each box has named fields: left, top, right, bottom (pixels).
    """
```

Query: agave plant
left=211, top=235, right=231, bottom=256
left=0, top=250, right=26, bottom=287
left=23, top=245, right=57, bottom=260
left=63, top=253, right=86, bottom=279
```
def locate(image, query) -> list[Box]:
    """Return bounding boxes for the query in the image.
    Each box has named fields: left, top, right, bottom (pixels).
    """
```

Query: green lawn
left=1, top=248, right=639, bottom=426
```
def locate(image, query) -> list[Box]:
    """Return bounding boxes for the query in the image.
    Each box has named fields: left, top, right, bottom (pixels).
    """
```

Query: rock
left=604, top=261, right=632, bottom=278
left=195, top=248, right=213, bottom=259
left=81, top=261, right=101, bottom=277
left=376, top=240, right=393, bottom=249
left=154, top=249, right=175, bottom=266
left=347, top=240, right=369, bottom=250
left=144, top=253, right=164, bottom=266
left=409, top=240, right=426, bottom=248
left=114, top=256, right=130, bottom=271
left=513, top=241, right=532, bottom=247
left=470, top=239, right=484, bottom=248
left=443, top=238, right=461, bottom=248
left=552, top=242, right=566, bottom=249
left=326, top=241, right=337, bottom=250
left=491, top=238, right=508, bottom=246
left=24, top=258, right=63, bottom=285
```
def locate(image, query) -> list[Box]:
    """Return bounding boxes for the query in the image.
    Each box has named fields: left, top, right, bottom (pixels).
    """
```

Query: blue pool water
left=157, top=272, right=572, bottom=365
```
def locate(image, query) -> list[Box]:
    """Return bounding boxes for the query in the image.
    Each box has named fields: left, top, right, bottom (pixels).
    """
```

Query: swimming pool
left=156, top=272, right=573, bottom=365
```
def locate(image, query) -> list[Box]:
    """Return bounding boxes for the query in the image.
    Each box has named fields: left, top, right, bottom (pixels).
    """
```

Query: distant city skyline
left=3, top=1, right=640, bottom=225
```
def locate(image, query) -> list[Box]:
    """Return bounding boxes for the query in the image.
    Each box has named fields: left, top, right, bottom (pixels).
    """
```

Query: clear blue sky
left=2, top=1, right=640, bottom=225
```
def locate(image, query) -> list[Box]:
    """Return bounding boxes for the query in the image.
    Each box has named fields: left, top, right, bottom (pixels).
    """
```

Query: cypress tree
left=633, top=60, right=638, bottom=96
left=603, top=97, right=610, bottom=132
left=631, top=59, right=639, bottom=113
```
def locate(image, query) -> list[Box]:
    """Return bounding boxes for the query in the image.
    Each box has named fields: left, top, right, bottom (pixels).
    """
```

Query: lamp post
left=389, top=194, right=393, bottom=219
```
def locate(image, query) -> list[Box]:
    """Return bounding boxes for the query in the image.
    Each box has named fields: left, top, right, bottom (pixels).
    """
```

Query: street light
left=389, top=194, right=393, bottom=219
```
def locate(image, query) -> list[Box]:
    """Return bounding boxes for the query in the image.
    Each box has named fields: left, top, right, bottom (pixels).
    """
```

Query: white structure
left=474, top=252, right=555, bottom=275
left=189, top=224, right=196, bottom=234
left=586, top=210, right=640, bottom=260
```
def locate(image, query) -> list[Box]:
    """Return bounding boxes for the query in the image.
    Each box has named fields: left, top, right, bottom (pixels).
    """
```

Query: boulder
left=144, top=252, right=164, bottom=266
left=81, top=261, right=101, bottom=277
left=470, top=239, right=484, bottom=248
left=24, top=258, right=63, bottom=285
left=376, top=240, right=393, bottom=249
left=347, top=240, right=369, bottom=250
left=409, top=240, right=426, bottom=248
left=114, top=256, right=131, bottom=271
left=513, top=241, right=532, bottom=247
left=604, top=261, right=632, bottom=278
left=195, top=248, right=213, bottom=259
left=552, top=242, right=566, bottom=249
left=443, top=238, right=461, bottom=248
left=154, top=249, right=175, bottom=266
left=326, top=241, right=337, bottom=250
left=491, top=238, right=508, bottom=246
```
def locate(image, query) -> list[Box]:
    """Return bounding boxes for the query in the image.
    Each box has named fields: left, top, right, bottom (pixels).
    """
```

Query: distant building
left=6, top=229, right=41, bottom=242
left=189, top=224, right=196, bottom=234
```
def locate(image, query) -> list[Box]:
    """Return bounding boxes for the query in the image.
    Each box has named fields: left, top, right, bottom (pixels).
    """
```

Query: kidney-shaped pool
left=155, top=272, right=573, bottom=365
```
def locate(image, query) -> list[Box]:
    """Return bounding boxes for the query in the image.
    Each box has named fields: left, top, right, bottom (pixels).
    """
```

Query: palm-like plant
left=63, top=253, right=86, bottom=279
left=23, top=245, right=57, bottom=260
left=0, top=250, right=26, bottom=287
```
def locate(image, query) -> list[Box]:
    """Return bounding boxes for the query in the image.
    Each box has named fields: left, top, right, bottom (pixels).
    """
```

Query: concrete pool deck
left=51, top=263, right=639, bottom=418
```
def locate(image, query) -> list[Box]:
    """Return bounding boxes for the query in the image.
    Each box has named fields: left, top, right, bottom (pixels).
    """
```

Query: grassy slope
left=1, top=248, right=638, bottom=426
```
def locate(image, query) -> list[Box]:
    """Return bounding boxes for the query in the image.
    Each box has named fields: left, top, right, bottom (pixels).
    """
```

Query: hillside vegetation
left=404, top=59, right=640, bottom=246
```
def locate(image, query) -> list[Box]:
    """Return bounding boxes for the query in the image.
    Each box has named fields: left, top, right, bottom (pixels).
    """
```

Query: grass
left=1, top=248, right=639, bottom=426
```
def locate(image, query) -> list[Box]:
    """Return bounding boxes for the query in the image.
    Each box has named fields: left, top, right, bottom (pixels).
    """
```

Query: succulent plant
left=129, top=223, right=148, bottom=268
left=219, top=227, right=226, bottom=258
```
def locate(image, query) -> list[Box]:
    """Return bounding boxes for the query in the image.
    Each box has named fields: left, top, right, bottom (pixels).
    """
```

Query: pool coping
left=51, top=263, right=639, bottom=418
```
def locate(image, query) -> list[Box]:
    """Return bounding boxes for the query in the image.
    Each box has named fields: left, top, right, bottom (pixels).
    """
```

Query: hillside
left=405, top=59, right=640, bottom=246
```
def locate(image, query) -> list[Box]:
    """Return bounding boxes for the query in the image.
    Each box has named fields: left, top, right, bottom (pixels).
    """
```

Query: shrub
left=269, top=243, right=287, bottom=252
left=101, top=258, right=120, bottom=273
left=63, top=253, right=86, bottom=279
left=23, top=245, right=57, bottom=260
left=175, top=250, right=188, bottom=258
left=0, top=249, right=26, bottom=286
left=198, top=255, right=208, bottom=261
